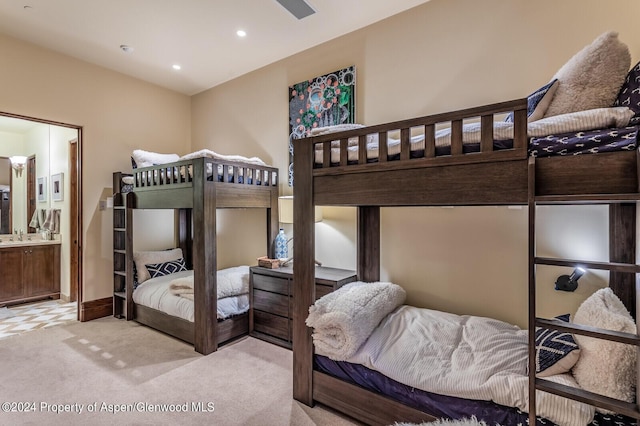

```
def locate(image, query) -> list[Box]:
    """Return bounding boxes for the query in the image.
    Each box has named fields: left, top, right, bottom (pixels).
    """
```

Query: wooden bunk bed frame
left=292, top=98, right=640, bottom=425
left=117, top=156, right=279, bottom=355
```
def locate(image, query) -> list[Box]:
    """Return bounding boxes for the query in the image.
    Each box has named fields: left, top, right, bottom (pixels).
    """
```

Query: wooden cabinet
left=250, top=265, right=356, bottom=349
left=0, top=243, right=61, bottom=305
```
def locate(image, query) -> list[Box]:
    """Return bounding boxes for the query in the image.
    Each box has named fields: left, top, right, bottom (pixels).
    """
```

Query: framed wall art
left=288, top=65, right=356, bottom=186
left=37, top=176, right=47, bottom=202
left=51, top=172, right=63, bottom=202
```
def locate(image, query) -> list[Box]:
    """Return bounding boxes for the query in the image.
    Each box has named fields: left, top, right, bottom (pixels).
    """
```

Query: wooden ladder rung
left=534, top=257, right=640, bottom=273
left=536, top=317, right=640, bottom=346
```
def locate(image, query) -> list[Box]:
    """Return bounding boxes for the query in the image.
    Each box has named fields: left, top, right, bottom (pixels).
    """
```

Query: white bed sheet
left=340, top=305, right=595, bottom=426
left=132, top=270, right=249, bottom=321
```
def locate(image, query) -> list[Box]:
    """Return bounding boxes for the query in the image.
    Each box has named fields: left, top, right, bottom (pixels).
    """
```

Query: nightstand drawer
left=315, top=284, right=334, bottom=300
left=254, top=310, right=290, bottom=341
left=253, top=289, right=289, bottom=317
left=252, top=274, right=289, bottom=295
left=250, top=265, right=356, bottom=349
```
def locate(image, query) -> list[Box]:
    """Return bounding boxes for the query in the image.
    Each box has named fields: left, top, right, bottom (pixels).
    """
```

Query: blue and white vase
left=275, top=228, right=288, bottom=259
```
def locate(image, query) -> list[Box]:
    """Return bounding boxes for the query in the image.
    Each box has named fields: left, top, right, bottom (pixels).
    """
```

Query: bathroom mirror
left=0, top=157, right=11, bottom=234
left=0, top=116, right=50, bottom=235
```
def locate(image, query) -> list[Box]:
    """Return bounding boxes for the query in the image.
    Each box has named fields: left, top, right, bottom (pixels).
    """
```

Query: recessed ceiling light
left=172, top=64, right=181, bottom=70
left=236, top=30, right=247, bottom=38
left=119, top=44, right=134, bottom=53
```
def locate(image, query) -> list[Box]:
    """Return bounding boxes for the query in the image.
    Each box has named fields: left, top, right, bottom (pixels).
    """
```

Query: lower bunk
left=303, top=282, right=638, bottom=426
left=133, top=304, right=248, bottom=346
left=313, top=360, right=636, bottom=426
left=131, top=265, right=251, bottom=347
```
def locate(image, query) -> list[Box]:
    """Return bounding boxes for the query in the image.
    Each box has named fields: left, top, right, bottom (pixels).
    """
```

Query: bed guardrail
left=306, top=98, right=528, bottom=175
left=132, top=157, right=279, bottom=191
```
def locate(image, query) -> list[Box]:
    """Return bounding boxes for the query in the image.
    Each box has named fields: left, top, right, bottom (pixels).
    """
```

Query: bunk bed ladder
left=112, top=172, right=134, bottom=320
left=527, top=157, right=640, bottom=424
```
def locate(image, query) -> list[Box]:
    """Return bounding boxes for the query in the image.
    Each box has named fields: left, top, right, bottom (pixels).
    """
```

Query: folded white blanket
left=310, top=123, right=365, bottom=135
left=306, top=281, right=406, bottom=361
left=180, top=148, right=266, bottom=166
left=169, top=266, right=250, bottom=300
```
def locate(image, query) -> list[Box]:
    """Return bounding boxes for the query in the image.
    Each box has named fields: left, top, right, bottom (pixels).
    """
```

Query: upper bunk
left=127, top=156, right=279, bottom=210
left=294, top=98, right=640, bottom=208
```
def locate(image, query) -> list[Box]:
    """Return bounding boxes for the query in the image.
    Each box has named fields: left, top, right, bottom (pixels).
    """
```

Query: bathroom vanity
left=0, top=238, right=61, bottom=306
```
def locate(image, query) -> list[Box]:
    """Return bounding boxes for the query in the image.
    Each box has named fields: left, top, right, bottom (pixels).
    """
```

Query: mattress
left=128, top=165, right=269, bottom=187
left=312, top=108, right=638, bottom=164
left=132, top=270, right=249, bottom=321
left=128, top=148, right=274, bottom=189
left=314, top=356, right=637, bottom=426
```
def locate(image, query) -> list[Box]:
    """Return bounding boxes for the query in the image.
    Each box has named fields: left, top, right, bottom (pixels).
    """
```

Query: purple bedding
left=314, top=355, right=637, bottom=426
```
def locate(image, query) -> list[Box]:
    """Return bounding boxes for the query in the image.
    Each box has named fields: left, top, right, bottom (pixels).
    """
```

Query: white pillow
left=132, top=149, right=180, bottom=168
left=544, top=31, right=631, bottom=118
left=571, top=288, right=636, bottom=412
left=133, top=248, right=184, bottom=284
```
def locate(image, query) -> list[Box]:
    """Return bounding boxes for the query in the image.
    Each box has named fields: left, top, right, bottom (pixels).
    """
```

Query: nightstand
left=249, top=265, right=357, bottom=349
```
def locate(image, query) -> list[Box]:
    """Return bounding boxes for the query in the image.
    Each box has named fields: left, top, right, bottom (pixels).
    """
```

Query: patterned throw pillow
left=505, top=79, right=559, bottom=123
left=614, top=60, right=640, bottom=118
left=535, top=314, right=581, bottom=377
left=146, top=258, right=187, bottom=279
left=134, top=248, right=184, bottom=283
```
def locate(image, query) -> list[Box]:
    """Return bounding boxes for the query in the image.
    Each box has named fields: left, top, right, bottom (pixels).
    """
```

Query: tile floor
left=0, top=299, right=77, bottom=340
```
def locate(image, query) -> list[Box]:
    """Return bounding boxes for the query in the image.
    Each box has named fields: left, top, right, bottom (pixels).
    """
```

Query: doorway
left=0, top=111, right=82, bottom=318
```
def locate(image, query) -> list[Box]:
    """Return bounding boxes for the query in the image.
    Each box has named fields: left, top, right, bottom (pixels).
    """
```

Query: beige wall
left=192, top=0, right=640, bottom=327
left=1, top=0, right=638, bottom=324
left=0, top=33, right=191, bottom=302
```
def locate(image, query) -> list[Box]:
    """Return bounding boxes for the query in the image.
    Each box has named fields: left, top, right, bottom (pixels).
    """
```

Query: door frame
left=0, top=110, right=83, bottom=313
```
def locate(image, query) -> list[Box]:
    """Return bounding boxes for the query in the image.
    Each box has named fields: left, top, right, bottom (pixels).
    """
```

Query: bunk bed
left=113, top=156, right=279, bottom=355
left=291, top=98, right=640, bottom=425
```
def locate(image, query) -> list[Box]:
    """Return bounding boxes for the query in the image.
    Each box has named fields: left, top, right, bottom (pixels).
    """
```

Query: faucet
left=18, top=229, right=23, bottom=241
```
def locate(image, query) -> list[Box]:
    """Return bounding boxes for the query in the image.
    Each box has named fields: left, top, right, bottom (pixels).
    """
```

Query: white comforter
left=342, top=306, right=595, bottom=426
left=132, top=270, right=249, bottom=321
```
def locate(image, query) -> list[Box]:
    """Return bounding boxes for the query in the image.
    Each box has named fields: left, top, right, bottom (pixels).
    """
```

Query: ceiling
left=0, top=116, right=40, bottom=134
left=0, top=0, right=430, bottom=96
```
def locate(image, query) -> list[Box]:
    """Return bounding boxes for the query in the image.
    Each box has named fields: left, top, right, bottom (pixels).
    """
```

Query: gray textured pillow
left=571, top=288, right=636, bottom=412
left=544, top=31, right=630, bottom=118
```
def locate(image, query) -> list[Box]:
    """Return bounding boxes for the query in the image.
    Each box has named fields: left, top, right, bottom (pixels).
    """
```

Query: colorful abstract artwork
left=288, top=65, right=356, bottom=186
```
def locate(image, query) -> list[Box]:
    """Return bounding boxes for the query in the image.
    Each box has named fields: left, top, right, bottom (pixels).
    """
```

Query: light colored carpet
left=0, top=317, right=359, bottom=426
left=394, top=417, right=487, bottom=426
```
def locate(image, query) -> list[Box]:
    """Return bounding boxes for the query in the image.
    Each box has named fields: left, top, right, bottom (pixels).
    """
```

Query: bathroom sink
left=0, top=237, right=60, bottom=247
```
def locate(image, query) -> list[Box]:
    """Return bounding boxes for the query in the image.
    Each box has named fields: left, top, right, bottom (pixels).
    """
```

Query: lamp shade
left=9, top=155, right=27, bottom=177
left=9, top=155, right=27, bottom=166
left=278, top=195, right=322, bottom=224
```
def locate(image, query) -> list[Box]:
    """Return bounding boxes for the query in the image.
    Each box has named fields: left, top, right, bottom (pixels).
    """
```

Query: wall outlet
left=106, top=196, right=113, bottom=208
